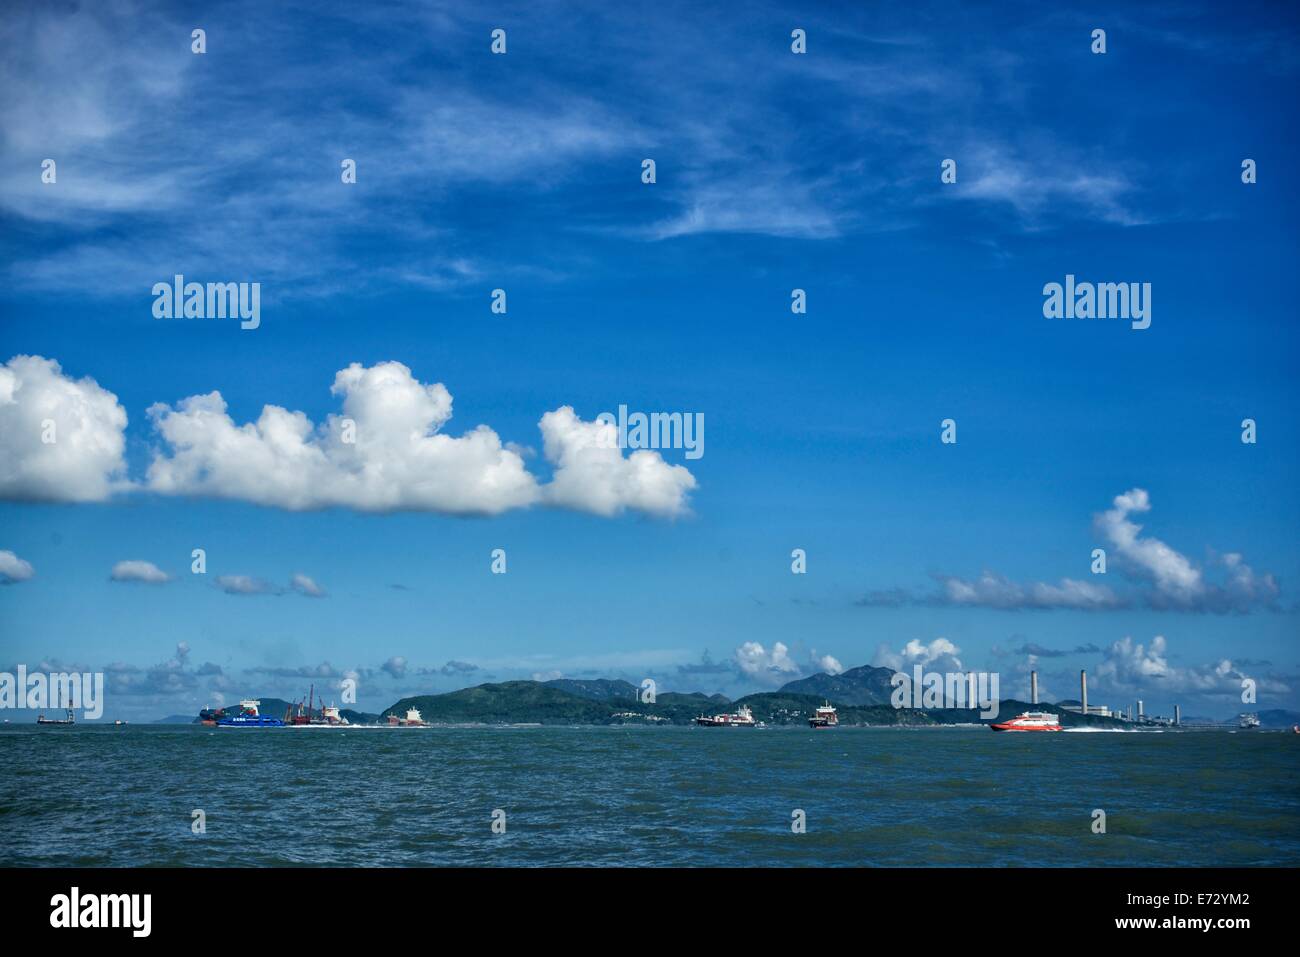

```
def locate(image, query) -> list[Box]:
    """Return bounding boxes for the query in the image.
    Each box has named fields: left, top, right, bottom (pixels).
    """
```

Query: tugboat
left=36, top=709, right=75, bottom=725
left=990, top=710, right=1062, bottom=732
left=216, top=699, right=284, bottom=728
left=694, top=704, right=756, bottom=727
left=809, top=702, right=838, bottom=729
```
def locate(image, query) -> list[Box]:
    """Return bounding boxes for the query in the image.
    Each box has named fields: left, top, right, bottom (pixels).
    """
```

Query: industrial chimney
left=1174, top=704, right=1181, bottom=727
left=1031, top=670, right=1038, bottom=705
left=1080, top=669, right=1088, bottom=716
left=1137, top=699, right=1144, bottom=719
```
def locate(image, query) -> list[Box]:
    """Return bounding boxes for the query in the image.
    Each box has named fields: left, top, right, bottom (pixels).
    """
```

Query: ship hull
left=989, top=723, right=1061, bottom=732
left=216, top=717, right=284, bottom=728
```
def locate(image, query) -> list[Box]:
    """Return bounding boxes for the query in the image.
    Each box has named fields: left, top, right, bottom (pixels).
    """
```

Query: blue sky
left=1, top=0, right=1298, bottom=721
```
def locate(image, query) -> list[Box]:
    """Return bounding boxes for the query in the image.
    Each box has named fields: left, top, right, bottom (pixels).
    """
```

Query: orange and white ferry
left=990, top=711, right=1062, bottom=732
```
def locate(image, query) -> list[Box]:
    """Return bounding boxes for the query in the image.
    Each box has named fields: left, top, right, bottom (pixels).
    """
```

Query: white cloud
left=873, top=637, right=964, bottom=673
left=290, top=573, right=326, bottom=598
left=146, top=361, right=538, bottom=515
left=871, top=488, right=1279, bottom=614
left=538, top=406, right=697, bottom=518
left=0, top=549, right=35, bottom=584
left=813, top=653, right=844, bottom=676
left=110, top=560, right=171, bottom=584
left=381, top=656, right=407, bottom=679
left=143, top=362, right=695, bottom=518
left=939, top=571, right=1120, bottom=610
left=733, top=641, right=800, bottom=684
left=1094, top=634, right=1289, bottom=699
left=1096, top=488, right=1200, bottom=597
left=1094, top=488, right=1278, bottom=612
left=0, top=355, right=128, bottom=502
left=214, top=575, right=280, bottom=596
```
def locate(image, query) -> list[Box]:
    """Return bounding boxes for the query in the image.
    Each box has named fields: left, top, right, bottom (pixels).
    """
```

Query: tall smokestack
left=1080, top=670, right=1088, bottom=716
left=1174, top=704, right=1181, bottom=726
left=1031, top=671, right=1038, bottom=705
left=1137, top=699, right=1144, bottom=719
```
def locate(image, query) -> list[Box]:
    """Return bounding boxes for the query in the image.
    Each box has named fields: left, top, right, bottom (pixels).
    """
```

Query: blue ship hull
left=217, top=715, right=284, bottom=728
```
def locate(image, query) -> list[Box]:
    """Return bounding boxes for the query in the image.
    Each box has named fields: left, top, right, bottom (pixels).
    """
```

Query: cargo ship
left=386, top=707, right=428, bottom=727
left=36, top=709, right=75, bottom=725
left=809, top=702, right=838, bottom=728
left=989, top=710, right=1062, bottom=732
left=694, top=704, right=756, bottom=727
left=216, top=699, right=284, bottom=728
left=1238, top=713, right=1261, bottom=730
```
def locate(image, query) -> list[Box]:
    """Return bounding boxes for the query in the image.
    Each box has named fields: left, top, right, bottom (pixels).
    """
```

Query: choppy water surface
left=2, top=725, right=1296, bottom=866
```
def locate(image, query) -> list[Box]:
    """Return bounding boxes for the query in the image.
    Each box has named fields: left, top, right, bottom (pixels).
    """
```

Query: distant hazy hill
left=778, top=664, right=897, bottom=706
left=1258, top=709, right=1300, bottom=729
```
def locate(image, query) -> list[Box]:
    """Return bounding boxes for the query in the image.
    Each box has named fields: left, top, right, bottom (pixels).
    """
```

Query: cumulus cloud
left=813, top=652, right=844, bottom=675
left=873, top=637, right=965, bottom=673
left=538, top=406, right=697, bottom=518
left=1095, top=489, right=1279, bottom=612
left=0, top=549, right=34, bottom=584
left=1094, top=634, right=1289, bottom=700
left=104, top=642, right=230, bottom=698
left=144, top=361, right=695, bottom=518
left=110, top=560, right=171, bottom=584
left=438, top=660, right=479, bottom=675
left=863, top=488, right=1280, bottom=614
left=733, top=641, right=799, bottom=684
left=381, top=656, right=408, bottom=679
left=1, top=357, right=696, bottom=519
left=145, top=361, right=537, bottom=515
left=1095, top=489, right=1199, bottom=597
left=0, top=355, right=128, bottom=502
left=290, top=573, right=326, bottom=598
left=214, top=574, right=280, bottom=596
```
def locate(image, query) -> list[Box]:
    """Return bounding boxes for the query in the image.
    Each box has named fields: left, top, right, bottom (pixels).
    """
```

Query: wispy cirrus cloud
left=2, top=0, right=1201, bottom=300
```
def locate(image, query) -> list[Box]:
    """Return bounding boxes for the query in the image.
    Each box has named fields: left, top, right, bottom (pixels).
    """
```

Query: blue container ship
left=216, top=699, right=284, bottom=728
